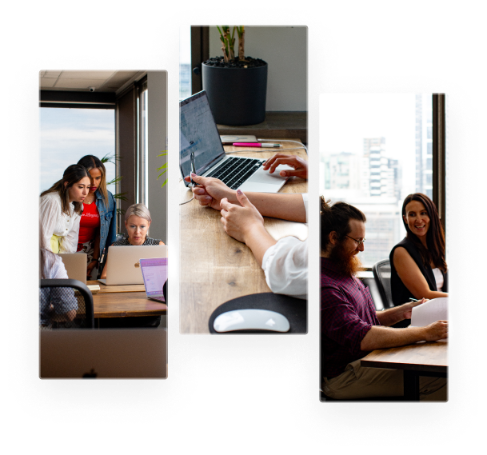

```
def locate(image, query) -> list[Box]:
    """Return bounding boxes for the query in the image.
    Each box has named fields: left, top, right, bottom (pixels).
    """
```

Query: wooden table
left=361, top=340, right=447, bottom=401
left=180, top=142, right=307, bottom=333
left=87, top=280, right=167, bottom=319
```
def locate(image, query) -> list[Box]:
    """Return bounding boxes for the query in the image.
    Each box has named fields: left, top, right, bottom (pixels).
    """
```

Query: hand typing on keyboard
left=263, top=154, right=308, bottom=179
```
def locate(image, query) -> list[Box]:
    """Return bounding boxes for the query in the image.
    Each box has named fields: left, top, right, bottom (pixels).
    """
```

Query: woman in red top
left=77, top=155, right=117, bottom=279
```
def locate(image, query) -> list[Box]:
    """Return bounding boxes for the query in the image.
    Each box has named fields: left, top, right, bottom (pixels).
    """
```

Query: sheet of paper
left=410, top=297, right=448, bottom=327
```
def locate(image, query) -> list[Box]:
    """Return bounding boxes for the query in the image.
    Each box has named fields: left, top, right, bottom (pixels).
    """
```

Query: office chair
left=372, top=259, right=393, bottom=309
left=40, top=279, right=95, bottom=329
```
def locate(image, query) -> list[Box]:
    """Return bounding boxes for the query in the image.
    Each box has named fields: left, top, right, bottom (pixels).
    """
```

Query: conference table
left=179, top=142, right=308, bottom=334
left=87, top=281, right=167, bottom=319
left=361, top=340, right=447, bottom=401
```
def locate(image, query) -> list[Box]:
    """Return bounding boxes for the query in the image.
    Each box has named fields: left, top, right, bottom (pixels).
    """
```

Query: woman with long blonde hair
left=76, top=155, right=117, bottom=278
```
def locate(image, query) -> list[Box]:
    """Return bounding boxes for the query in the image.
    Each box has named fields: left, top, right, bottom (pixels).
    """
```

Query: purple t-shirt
left=320, top=257, right=381, bottom=378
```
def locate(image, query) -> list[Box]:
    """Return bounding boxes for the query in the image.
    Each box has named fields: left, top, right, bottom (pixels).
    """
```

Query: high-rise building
left=362, top=137, right=400, bottom=199
left=415, top=94, right=433, bottom=198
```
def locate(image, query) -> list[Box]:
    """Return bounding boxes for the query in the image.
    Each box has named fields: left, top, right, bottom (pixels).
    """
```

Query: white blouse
left=261, top=194, right=308, bottom=300
left=39, top=192, right=81, bottom=254
left=432, top=267, right=444, bottom=291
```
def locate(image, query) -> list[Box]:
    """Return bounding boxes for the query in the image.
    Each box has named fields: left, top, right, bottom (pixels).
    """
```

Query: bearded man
left=320, top=197, right=447, bottom=401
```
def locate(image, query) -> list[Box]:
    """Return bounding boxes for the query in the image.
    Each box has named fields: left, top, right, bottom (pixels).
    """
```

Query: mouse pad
left=208, top=293, right=307, bottom=334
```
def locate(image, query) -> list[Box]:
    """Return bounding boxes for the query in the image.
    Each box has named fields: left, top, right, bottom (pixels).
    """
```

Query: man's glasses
left=345, top=235, right=366, bottom=246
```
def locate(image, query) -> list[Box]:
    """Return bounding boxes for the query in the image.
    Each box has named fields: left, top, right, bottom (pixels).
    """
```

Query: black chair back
left=40, top=279, right=95, bottom=329
left=372, top=259, right=393, bottom=309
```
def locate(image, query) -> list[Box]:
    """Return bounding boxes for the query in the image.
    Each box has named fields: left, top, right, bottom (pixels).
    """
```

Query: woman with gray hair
left=100, top=203, right=164, bottom=278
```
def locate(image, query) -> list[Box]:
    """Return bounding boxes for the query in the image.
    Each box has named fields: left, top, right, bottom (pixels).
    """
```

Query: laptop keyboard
left=207, top=157, right=264, bottom=190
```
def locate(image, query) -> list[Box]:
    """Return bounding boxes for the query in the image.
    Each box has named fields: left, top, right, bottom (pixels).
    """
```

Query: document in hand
left=411, top=297, right=448, bottom=327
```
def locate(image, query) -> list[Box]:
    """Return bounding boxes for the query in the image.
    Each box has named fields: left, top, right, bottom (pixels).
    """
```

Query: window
left=320, top=94, right=435, bottom=267
left=137, top=79, right=148, bottom=205
left=180, top=27, right=192, bottom=100
left=40, top=107, right=115, bottom=192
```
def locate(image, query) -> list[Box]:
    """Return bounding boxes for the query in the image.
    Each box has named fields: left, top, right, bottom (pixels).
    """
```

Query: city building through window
left=320, top=94, right=435, bottom=268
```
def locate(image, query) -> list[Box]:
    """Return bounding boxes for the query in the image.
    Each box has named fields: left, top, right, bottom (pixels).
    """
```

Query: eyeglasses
left=345, top=235, right=366, bottom=246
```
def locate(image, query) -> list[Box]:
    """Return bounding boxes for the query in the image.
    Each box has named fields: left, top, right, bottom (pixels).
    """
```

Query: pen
left=232, top=142, right=281, bottom=148
left=409, top=297, right=419, bottom=302
left=190, top=151, right=196, bottom=186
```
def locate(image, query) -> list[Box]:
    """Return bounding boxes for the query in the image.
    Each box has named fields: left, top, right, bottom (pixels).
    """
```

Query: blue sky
left=40, top=107, right=116, bottom=192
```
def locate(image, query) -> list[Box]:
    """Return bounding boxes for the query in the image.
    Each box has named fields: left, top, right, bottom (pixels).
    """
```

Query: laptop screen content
left=180, top=91, right=226, bottom=184
left=140, top=258, right=168, bottom=300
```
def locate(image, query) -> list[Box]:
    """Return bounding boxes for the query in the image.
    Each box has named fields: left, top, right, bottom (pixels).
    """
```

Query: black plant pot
left=202, top=62, right=268, bottom=126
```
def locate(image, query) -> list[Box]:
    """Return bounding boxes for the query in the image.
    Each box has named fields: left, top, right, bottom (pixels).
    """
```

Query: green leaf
left=157, top=150, right=168, bottom=187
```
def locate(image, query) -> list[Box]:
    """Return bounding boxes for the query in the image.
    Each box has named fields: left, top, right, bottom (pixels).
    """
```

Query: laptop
left=58, top=253, right=87, bottom=284
left=40, top=328, right=167, bottom=378
left=98, top=245, right=167, bottom=286
left=140, top=257, right=168, bottom=303
left=180, top=91, right=293, bottom=193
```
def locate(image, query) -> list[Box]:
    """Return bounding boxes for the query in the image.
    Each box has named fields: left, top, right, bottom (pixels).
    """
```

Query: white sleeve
left=261, top=237, right=308, bottom=299
left=39, top=195, right=60, bottom=252
left=302, top=193, right=308, bottom=221
left=60, top=213, right=81, bottom=254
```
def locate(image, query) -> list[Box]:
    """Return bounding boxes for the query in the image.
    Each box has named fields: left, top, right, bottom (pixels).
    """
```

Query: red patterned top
left=77, top=202, right=100, bottom=251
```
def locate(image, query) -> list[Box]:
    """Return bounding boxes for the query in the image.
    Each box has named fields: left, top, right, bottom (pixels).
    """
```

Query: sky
left=39, top=107, right=116, bottom=192
left=320, top=93, right=418, bottom=195
left=179, top=27, right=191, bottom=64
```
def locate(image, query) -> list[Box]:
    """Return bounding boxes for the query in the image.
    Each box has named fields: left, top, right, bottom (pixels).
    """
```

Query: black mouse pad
left=208, top=293, right=307, bottom=334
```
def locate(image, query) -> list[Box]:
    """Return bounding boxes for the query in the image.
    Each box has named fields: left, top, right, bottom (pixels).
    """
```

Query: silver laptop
left=98, top=245, right=167, bottom=286
left=180, top=91, right=292, bottom=193
left=40, top=328, right=167, bottom=379
left=140, top=257, right=168, bottom=303
left=58, top=253, right=87, bottom=284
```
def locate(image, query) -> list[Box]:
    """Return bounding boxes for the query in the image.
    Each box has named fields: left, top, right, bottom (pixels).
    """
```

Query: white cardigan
left=39, top=192, right=81, bottom=253
left=261, top=194, right=308, bottom=300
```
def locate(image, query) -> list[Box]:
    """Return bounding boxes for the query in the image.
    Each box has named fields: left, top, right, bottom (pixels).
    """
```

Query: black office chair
left=372, top=259, right=393, bottom=309
left=40, top=279, right=95, bottom=329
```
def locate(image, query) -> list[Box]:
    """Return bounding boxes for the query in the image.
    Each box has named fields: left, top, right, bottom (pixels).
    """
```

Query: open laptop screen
left=180, top=91, right=226, bottom=185
left=140, top=257, right=168, bottom=299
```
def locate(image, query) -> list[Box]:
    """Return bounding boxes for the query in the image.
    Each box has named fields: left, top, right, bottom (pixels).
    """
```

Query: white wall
left=147, top=71, right=168, bottom=243
left=209, top=26, right=307, bottom=112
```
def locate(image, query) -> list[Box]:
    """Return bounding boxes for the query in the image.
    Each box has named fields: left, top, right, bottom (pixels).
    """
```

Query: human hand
left=263, top=153, right=308, bottom=179
left=184, top=173, right=235, bottom=210
left=403, top=298, right=428, bottom=319
left=220, top=189, right=265, bottom=244
left=423, top=320, right=448, bottom=341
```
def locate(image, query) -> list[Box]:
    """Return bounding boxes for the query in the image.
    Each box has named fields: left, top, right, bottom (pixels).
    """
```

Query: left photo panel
left=39, top=71, right=168, bottom=378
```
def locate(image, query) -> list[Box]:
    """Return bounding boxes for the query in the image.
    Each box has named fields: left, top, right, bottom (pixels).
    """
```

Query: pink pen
left=233, top=142, right=281, bottom=148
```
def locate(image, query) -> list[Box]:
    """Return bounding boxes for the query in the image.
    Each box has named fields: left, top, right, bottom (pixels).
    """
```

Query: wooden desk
left=86, top=282, right=167, bottom=318
left=180, top=142, right=307, bottom=333
left=361, top=340, right=447, bottom=401
left=87, top=280, right=145, bottom=294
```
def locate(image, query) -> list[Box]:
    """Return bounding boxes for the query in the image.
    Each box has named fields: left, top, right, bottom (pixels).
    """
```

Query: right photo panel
left=320, top=94, right=447, bottom=401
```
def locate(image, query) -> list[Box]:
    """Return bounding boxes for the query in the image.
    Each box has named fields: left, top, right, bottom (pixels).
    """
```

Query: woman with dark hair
left=40, top=164, right=91, bottom=253
left=390, top=193, right=448, bottom=308
left=76, top=155, right=117, bottom=278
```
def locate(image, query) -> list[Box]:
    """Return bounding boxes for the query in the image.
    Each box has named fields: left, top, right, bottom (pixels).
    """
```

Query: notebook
left=140, top=257, right=168, bottom=303
left=180, top=91, right=292, bottom=193
left=98, top=245, right=167, bottom=286
left=58, top=253, right=87, bottom=284
left=40, top=328, right=167, bottom=378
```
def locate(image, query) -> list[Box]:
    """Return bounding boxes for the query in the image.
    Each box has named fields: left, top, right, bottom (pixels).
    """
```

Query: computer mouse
left=213, top=309, right=290, bottom=333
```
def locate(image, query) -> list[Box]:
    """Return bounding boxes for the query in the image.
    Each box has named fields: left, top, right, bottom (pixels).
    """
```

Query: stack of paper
left=410, top=297, right=448, bottom=327
left=87, top=284, right=100, bottom=294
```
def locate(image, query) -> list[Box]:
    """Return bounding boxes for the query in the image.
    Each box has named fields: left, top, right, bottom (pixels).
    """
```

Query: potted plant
left=202, top=26, right=268, bottom=126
